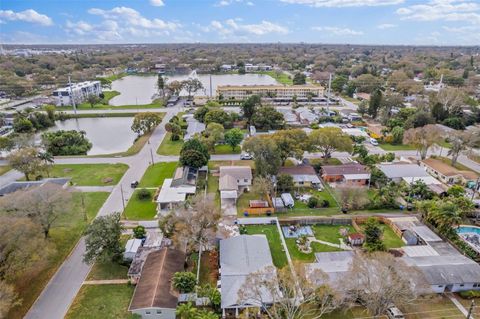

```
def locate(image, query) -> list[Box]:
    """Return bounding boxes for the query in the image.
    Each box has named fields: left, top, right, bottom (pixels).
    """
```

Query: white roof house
left=156, top=178, right=196, bottom=213
left=219, top=166, right=252, bottom=199
left=220, top=235, right=278, bottom=316
left=183, top=115, right=206, bottom=140
left=377, top=163, right=430, bottom=182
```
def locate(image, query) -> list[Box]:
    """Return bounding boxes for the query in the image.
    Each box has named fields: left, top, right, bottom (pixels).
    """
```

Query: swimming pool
left=457, top=226, right=480, bottom=234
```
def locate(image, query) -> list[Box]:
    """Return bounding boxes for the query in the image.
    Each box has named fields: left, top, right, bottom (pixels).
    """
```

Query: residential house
left=156, top=178, right=196, bottom=213
left=321, top=163, right=370, bottom=186
left=294, top=107, right=319, bottom=125
left=421, top=158, right=478, bottom=186
left=278, top=165, right=321, bottom=188
left=219, top=166, right=252, bottom=202
left=377, top=163, right=431, bottom=183
left=354, top=92, right=370, bottom=101
left=306, top=251, right=355, bottom=286
left=220, top=235, right=278, bottom=317
left=389, top=216, right=480, bottom=293
left=0, top=178, right=70, bottom=196
left=129, top=248, right=185, bottom=319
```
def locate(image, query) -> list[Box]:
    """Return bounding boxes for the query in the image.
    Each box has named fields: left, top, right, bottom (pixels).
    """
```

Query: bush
left=171, top=134, right=180, bottom=141
left=133, top=225, right=146, bottom=239
left=321, top=199, right=330, bottom=207
left=173, top=272, right=197, bottom=293
left=136, top=188, right=152, bottom=201
left=307, top=197, right=319, bottom=208
left=459, top=290, right=480, bottom=299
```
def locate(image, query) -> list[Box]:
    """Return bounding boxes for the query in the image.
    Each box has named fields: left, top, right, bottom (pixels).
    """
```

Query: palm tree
left=196, top=310, right=219, bottom=319
left=431, top=201, right=462, bottom=235
left=175, top=302, right=197, bottom=319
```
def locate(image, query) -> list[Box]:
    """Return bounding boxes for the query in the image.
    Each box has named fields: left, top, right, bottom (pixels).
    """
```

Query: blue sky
left=1, top=0, right=479, bottom=45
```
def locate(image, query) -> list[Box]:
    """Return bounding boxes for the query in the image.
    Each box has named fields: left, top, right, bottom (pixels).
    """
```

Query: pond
left=46, top=117, right=137, bottom=155
left=109, top=73, right=278, bottom=106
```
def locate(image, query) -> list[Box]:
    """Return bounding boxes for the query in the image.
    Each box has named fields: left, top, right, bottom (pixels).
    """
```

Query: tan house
left=278, top=165, right=321, bottom=188
left=420, top=158, right=478, bottom=185
left=219, top=166, right=253, bottom=201
left=129, top=248, right=186, bottom=319
left=321, top=163, right=370, bottom=186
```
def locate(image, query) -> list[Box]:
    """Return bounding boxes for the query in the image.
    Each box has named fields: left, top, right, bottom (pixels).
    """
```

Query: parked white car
left=240, top=152, right=253, bottom=160
left=369, top=138, right=379, bottom=146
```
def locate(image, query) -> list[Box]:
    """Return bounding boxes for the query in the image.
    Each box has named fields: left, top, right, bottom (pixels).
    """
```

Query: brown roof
left=278, top=165, right=317, bottom=176
left=129, top=248, right=185, bottom=311
left=321, top=163, right=369, bottom=176
left=421, top=158, right=478, bottom=179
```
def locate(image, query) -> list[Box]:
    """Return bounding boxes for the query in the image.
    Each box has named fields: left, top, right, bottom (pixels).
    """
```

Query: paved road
left=24, top=106, right=180, bottom=319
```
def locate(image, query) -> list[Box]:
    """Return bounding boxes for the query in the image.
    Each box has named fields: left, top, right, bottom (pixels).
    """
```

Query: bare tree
left=339, top=252, right=429, bottom=318
left=172, top=194, right=221, bottom=254
left=336, top=186, right=370, bottom=211
left=0, top=280, right=20, bottom=319
left=252, top=176, right=274, bottom=198
left=437, top=87, right=464, bottom=115
left=0, top=183, right=72, bottom=238
left=238, top=264, right=343, bottom=319
left=403, top=124, right=443, bottom=160
left=448, top=129, right=480, bottom=166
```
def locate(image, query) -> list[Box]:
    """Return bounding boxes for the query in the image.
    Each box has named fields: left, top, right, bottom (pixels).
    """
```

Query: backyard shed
left=281, top=193, right=294, bottom=208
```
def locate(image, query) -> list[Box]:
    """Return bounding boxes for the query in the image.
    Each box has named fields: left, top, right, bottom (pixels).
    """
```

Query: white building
left=244, top=63, right=272, bottom=72
left=52, top=81, right=102, bottom=106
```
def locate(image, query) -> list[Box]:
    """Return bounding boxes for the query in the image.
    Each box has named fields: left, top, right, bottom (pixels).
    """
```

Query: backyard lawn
left=256, top=70, right=293, bottom=85
left=138, top=162, right=177, bottom=187
left=359, top=223, right=404, bottom=249
left=207, top=174, right=220, bottom=208
left=312, top=224, right=354, bottom=244
left=48, top=164, right=129, bottom=186
left=65, top=284, right=136, bottom=319
left=214, top=144, right=241, bottom=154
left=243, top=224, right=288, bottom=268
left=285, top=238, right=342, bottom=263
left=237, top=191, right=266, bottom=216
left=157, top=132, right=184, bottom=155
left=8, top=192, right=109, bottom=319
left=123, top=189, right=157, bottom=220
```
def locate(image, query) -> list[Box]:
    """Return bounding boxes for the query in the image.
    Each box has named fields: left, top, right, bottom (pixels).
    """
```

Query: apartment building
left=52, top=81, right=102, bottom=106
left=244, top=63, right=272, bottom=72
left=217, top=84, right=324, bottom=101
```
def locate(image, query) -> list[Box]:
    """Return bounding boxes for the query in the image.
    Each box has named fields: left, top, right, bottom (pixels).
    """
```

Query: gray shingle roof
left=220, top=235, right=276, bottom=309
left=377, top=164, right=429, bottom=179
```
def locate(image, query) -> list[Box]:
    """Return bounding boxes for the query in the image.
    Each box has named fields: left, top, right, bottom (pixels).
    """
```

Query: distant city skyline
left=1, top=0, right=480, bottom=45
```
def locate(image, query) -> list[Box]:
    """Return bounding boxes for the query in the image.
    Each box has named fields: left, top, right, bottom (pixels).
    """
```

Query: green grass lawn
left=309, top=157, right=342, bottom=166
left=157, top=132, right=184, bottom=155
left=285, top=238, right=342, bottom=263
left=123, top=189, right=157, bottom=220
left=379, top=143, right=417, bottom=151
left=0, top=165, right=11, bottom=176
left=358, top=223, right=404, bottom=249
left=214, top=144, right=241, bottom=154
left=312, top=224, right=354, bottom=244
left=58, top=97, right=164, bottom=110
left=48, top=164, right=129, bottom=186
left=207, top=174, right=220, bottom=208
left=138, top=162, right=177, bottom=187
left=87, top=259, right=129, bottom=281
left=237, top=191, right=266, bottom=216
left=243, top=225, right=288, bottom=268
left=65, top=284, right=137, bottom=319
left=256, top=70, right=293, bottom=85
left=75, top=90, right=120, bottom=109
left=8, top=192, right=109, bottom=319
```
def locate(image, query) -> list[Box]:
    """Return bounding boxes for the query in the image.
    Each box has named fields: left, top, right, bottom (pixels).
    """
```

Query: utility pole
left=326, top=73, right=332, bottom=114
left=150, top=147, right=155, bottom=165
left=120, top=184, right=126, bottom=212
left=209, top=74, right=213, bottom=97
left=68, top=75, right=77, bottom=115
left=467, top=299, right=475, bottom=319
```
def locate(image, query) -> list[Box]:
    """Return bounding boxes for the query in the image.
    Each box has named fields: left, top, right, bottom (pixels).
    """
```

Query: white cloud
left=88, top=6, right=179, bottom=31
left=377, top=23, right=397, bottom=29
left=312, top=26, right=363, bottom=35
left=0, top=9, right=53, bottom=26
left=201, top=19, right=288, bottom=36
left=396, top=0, right=480, bottom=24
left=150, top=0, right=165, bottom=6
left=215, top=0, right=254, bottom=6
left=280, top=0, right=403, bottom=8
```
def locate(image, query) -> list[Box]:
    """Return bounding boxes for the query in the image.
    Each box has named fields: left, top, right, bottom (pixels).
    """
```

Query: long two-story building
left=217, top=84, right=324, bottom=101
left=52, top=81, right=102, bottom=106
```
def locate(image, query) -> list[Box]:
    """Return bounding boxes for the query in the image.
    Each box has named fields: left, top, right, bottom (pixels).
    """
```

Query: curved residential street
left=24, top=106, right=180, bottom=319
